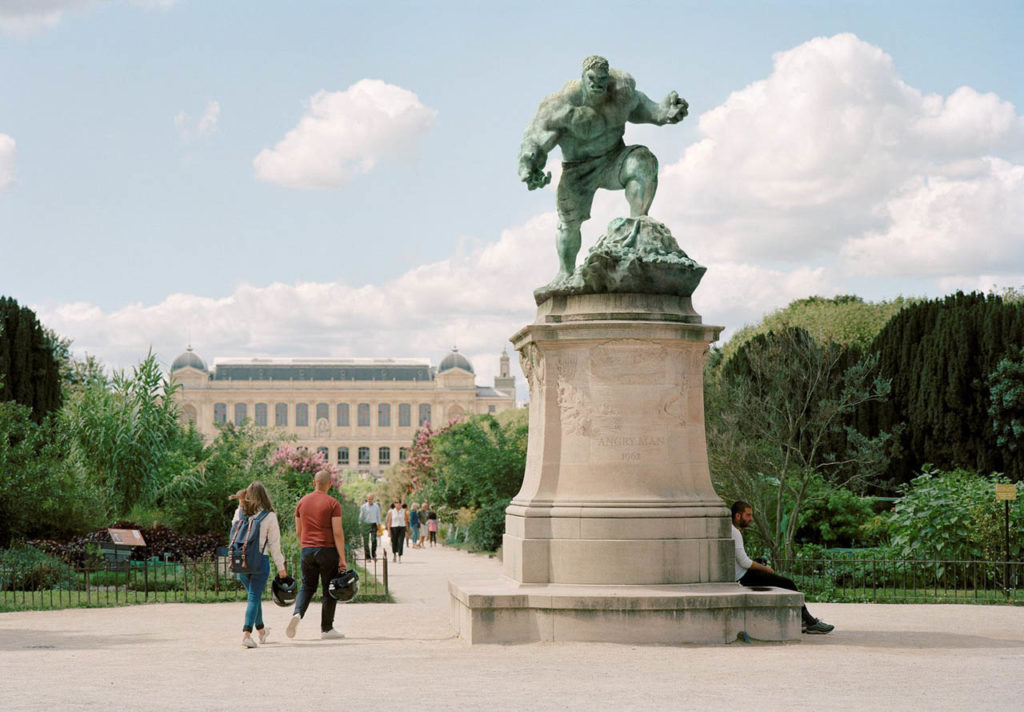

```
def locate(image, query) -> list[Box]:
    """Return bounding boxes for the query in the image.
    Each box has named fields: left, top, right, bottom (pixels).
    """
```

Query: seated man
left=731, top=500, right=835, bottom=634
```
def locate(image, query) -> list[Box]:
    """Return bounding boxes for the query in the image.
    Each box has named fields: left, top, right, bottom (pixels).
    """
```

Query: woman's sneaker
left=258, top=628, right=270, bottom=644
left=242, top=636, right=257, bottom=648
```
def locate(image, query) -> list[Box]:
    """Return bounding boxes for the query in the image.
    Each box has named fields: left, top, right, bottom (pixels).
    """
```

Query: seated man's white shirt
left=731, top=524, right=752, bottom=581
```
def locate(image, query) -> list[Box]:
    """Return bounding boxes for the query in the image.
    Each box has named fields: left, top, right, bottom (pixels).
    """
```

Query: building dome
left=171, top=347, right=207, bottom=372
left=438, top=348, right=474, bottom=374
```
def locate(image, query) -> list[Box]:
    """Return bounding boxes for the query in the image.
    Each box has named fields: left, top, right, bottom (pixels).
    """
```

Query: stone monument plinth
left=449, top=293, right=802, bottom=644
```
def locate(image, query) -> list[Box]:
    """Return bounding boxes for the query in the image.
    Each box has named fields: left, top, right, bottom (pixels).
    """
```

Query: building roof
left=209, top=357, right=433, bottom=382
left=438, top=348, right=474, bottom=374
left=170, top=348, right=207, bottom=372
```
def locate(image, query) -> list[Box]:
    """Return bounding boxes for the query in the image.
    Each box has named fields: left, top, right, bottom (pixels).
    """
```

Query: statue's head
left=581, top=55, right=610, bottom=97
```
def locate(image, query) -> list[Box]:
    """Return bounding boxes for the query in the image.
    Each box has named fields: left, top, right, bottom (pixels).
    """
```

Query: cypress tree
left=866, top=291, right=1024, bottom=484
left=0, top=296, right=62, bottom=422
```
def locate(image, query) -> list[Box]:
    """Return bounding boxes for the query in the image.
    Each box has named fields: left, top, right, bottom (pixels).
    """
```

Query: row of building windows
left=312, top=445, right=408, bottom=466
left=212, top=402, right=431, bottom=428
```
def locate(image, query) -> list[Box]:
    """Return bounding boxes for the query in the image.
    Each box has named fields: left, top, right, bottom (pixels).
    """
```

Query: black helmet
left=271, top=575, right=298, bottom=607
left=328, top=568, right=359, bottom=602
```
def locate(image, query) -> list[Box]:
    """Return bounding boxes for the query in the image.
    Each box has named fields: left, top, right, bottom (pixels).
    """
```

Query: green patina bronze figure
left=519, top=56, right=701, bottom=303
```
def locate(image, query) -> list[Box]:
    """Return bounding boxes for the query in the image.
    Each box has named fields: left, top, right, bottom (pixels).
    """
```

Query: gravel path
left=2, top=544, right=1022, bottom=711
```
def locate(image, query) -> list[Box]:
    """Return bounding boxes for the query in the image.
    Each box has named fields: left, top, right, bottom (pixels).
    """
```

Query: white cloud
left=253, top=79, right=437, bottom=189
left=655, top=33, right=1024, bottom=282
left=175, top=100, right=220, bottom=142
left=35, top=213, right=552, bottom=395
left=0, top=133, right=15, bottom=190
left=0, top=0, right=174, bottom=35
left=842, top=158, right=1024, bottom=276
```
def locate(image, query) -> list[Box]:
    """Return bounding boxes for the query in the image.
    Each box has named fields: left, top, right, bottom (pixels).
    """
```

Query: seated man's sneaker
left=804, top=619, right=835, bottom=634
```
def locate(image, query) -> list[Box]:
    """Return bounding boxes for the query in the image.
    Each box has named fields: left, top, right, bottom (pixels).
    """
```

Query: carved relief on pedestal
left=518, top=342, right=545, bottom=395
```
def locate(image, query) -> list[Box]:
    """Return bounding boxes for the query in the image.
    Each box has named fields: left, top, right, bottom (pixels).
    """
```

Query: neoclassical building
left=169, top=347, right=516, bottom=478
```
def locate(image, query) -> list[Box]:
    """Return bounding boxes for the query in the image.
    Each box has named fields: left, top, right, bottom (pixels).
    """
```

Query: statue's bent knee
left=622, top=147, right=658, bottom=185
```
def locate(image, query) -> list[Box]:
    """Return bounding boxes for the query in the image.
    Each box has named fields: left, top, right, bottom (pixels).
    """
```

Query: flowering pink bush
left=272, top=445, right=341, bottom=488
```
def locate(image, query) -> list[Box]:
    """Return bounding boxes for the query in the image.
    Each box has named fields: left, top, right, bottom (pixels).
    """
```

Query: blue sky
left=1, top=1, right=1022, bottom=397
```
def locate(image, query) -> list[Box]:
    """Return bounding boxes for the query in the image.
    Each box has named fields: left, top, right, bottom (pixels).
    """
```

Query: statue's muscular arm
left=628, top=88, right=688, bottom=126
left=518, top=92, right=569, bottom=190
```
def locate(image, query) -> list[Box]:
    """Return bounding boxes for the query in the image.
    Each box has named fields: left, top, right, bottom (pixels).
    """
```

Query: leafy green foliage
left=0, top=296, right=62, bottom=422
left=867, top=291, right=1024, bottom=482
left=888, top=467, right=1022, bottom=562
left=721, top=295, right=912, bottom=366
left=706, top=326, right=894, bottom=560
left=0, top=543, right=77, bottom=590
left=421, top=414, right=528, bottom=552
left=988, top=346, right=1024, bottom=452
left=0, top=401, right=107, bottom=546
left=793, top=479, right=886, bottom=548
left=62, top=351, right=188, bottom=515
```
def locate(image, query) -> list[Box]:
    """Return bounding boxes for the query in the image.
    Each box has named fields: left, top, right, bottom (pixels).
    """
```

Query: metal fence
left=0, top=552, right=389, bottom=612
left=779, top=556, right=1024, bottom=604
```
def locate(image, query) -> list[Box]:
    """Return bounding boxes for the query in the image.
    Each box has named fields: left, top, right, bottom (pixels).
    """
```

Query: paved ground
left=1, top=543, right=1023, bottom=711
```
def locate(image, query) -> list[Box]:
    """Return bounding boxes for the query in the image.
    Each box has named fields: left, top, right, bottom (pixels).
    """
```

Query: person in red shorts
left=286, top=469, right=347, bottom=640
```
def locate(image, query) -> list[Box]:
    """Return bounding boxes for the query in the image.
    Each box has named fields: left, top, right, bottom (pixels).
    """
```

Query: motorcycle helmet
left=328, top=568, right=359, bottom=602
left=271, top=575, right=298, bottom=607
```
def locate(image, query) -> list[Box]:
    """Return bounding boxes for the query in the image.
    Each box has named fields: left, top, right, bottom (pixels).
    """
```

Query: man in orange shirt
left=286, top=469, right=347, bottom=640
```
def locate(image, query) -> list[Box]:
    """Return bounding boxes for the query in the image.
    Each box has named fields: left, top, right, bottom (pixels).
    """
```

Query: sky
left=1, top=0, right=1022, bottom=401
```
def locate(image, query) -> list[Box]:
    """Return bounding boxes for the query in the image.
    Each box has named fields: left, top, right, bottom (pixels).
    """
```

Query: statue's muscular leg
left=555, top=221, right=582, bottom=278
left=621, top=147, right=659, bottom=217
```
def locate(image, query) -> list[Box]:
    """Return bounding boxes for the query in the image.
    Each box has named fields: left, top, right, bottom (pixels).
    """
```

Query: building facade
left=170, top=347, right=516, bottom=478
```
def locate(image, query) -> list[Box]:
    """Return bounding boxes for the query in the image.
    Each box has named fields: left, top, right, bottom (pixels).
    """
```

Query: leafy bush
left=889, top=467, right=1023, bottom=563
left=421, top=415, right=527, bottom=553
left=0, top=543, right=78, bottom=591
left=794, top=482, right=883, bottom=548
left=467, top=500, right=510, bottom=552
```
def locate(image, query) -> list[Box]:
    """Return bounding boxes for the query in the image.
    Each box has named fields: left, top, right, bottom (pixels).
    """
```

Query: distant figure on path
left=386, top=501, right=408, bottom=563
left=359, top=493, right=381, bottom=560
left=231, top=483, right=287, bottom=648
left=731, top=501, right=834, bottom=634
left=409, top=502, right=421, bottom=549
left=287, top=470, right=347, bottom=640
left=427, top=507, right=438, bottom=547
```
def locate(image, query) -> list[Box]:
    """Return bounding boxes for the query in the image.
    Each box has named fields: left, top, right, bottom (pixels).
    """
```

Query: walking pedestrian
left=286, top=470, right=347, bottom=640
left=231, top=482, right=287, bottom=649
left=387, top=501, right=408, bottom=563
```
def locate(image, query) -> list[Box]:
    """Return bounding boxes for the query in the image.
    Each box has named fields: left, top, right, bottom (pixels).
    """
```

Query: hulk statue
left=518, top=55, right=691, bottom=298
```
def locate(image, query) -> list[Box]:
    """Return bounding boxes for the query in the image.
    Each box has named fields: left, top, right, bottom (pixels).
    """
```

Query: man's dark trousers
left=739, top=568, right=816, bottom=625
left=362, top=523, right=377, bottom=559
left=294, top=547, right=339, bottom=633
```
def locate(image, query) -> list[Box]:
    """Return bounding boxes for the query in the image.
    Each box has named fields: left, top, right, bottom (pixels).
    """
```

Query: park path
left=1, top=543, right=1023, bottom=711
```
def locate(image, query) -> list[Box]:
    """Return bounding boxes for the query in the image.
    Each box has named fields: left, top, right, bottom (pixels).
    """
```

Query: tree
left=988, top=346, right=1024, bottom=453
left=422, top=413, right=528, bottom=551
left=867, top=292, right=1024, bottom=482
left=0, top=401, right=106, bottom=545
left=0, top=296, right=62, bottom=422
left=62, top=350, right=187, bottom=515
left=720, top=295, right=913, bottom=366
left=706, top=327, right=893, bottom=561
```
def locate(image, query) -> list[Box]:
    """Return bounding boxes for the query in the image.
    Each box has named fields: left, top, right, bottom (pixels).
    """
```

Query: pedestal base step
left=449, top=578, right=803, bottom=645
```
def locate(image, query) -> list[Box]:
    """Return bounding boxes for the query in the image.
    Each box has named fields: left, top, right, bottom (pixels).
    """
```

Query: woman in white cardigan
left=233, top=482, right=287, bottom=648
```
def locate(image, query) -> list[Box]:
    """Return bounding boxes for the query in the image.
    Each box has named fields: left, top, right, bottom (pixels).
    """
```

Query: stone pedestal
left=449, top=293, right=802, bottom=643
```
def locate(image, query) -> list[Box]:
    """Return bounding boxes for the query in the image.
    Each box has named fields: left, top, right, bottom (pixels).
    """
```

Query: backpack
left=228, top=510, right=270, bottom=574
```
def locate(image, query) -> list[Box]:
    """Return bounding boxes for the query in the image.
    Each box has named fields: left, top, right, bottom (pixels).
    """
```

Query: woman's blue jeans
left=239, top=554, right=270, bottom=633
